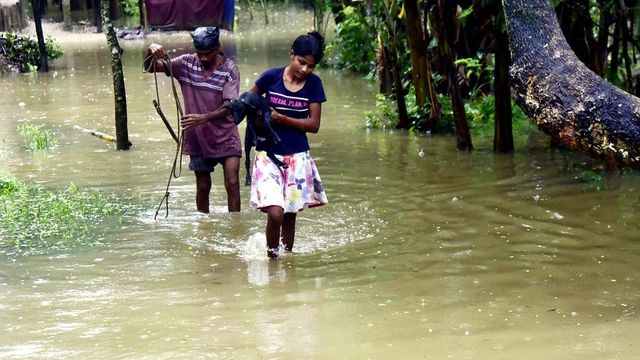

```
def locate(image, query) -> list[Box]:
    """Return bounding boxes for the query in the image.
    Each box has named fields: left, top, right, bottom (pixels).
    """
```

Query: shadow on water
left=2, top=7, right=640, bottom=359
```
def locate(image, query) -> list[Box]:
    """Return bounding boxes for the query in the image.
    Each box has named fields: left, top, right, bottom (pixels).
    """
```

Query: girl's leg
left=281, top=213, right=297, bottom=251
left=195, top=171, right=212, bottom=213
left=265, top=206, right=284, bottom=258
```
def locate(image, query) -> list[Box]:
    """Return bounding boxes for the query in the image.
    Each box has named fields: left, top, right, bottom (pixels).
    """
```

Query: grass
left=0, top=173, right=140, bottom=254
left=18, top=123, right=58, bottom=150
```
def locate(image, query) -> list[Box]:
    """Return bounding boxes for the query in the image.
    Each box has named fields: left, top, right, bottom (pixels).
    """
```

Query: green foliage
left=18, top=124, right=58, bottom=150
left=365, top=93, right=398, bottom=128
left=325, top=6, right=377, bottom=74
left=0, top=174, right=139, bottom=253
left=120, top=0, right=140, bottom=17
left=454, top=57, right=495, bottom=98
left=2, top=32, right=64, bottom=72
left=0, top=174, right=20, bottom=197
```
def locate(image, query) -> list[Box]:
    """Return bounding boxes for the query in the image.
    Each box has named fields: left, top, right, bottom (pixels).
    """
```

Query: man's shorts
left=189, top=155, right=225, bottom=173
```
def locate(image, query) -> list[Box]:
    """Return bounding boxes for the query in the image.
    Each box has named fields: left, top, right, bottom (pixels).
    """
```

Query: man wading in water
left=144, top=27, right=242, bottom=213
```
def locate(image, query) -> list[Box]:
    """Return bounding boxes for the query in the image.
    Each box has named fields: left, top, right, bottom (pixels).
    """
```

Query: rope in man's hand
left=144, top=52, right=185, bottom=220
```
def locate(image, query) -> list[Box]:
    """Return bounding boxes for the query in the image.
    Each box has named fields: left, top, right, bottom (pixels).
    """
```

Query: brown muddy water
left=1, top=10, right=640, bottom=360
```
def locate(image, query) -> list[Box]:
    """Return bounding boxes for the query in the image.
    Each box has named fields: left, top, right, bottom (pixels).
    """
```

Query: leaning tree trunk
left=503, top=0, right=640, bottom=168
left=101, top=1, right=131, bottom=150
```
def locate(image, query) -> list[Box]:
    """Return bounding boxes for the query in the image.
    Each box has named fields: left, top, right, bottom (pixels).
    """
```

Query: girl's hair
left=291, top=31, right=325, bottom=63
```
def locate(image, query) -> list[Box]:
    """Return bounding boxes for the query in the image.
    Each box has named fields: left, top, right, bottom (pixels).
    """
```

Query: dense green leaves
left=1, top=32, right=63, bottom=72
left=324, top=6, right=376, bottom=75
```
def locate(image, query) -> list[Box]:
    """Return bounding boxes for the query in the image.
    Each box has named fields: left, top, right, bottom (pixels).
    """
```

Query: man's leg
left=281, top=213, right=297, bottom=251
left=222, top=156, right=241, bottom=212
left=194, top=171, right=211, bottom=213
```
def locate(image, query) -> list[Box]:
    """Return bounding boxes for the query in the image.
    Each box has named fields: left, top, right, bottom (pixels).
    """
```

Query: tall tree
left=101, top=0, right=131, bottom=150
left=503, top=0, right=640, bottom=168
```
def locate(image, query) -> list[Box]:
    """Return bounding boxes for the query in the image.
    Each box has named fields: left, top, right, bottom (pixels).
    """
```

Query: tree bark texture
left=101, top=1, right=131, bottom=150
left=503, top=0, right=640, bottom=168
left=0, top=0, right=25, bottom=32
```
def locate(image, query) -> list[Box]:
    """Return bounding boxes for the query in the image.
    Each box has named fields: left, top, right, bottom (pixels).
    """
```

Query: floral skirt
left=250, top=150, right=328, bottom=213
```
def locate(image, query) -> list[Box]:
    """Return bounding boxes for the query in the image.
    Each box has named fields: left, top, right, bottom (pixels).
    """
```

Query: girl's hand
left=270, top=109, right=284, bottom=124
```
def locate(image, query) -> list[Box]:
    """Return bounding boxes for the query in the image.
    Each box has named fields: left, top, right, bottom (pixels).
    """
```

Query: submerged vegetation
left=0, top=174, right=140, bottom=254
left=0, top=32, right=63, bottom=72
left=18, top=123, right=58, bottom=150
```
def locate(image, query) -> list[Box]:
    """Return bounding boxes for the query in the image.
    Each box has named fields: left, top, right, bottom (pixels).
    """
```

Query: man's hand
left=149, top=43, right=166, bottom=59
left=181, top=114, right=208, bottom=129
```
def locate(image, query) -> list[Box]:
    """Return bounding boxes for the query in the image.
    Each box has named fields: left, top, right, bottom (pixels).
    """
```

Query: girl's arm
left=270, top=103, right=321, bottom=133
left=248, top=84, right=264, bottom=95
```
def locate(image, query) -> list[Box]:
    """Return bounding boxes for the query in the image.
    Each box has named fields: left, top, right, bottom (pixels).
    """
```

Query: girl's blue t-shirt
left=254, top=67, right=326, bottom=155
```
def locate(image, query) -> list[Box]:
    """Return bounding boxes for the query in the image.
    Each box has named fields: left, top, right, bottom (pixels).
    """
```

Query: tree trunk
left=138, top=0, right=144, bottom=27
left=493, top=27, right=513, bottom=153
left=432, top=0, right=472, bottom=150
left=94, top=0, right=102, bottom=32
left=404, top=0, right=440, bottom=131
left=62, top=0, right=71, bottom=30
left=381, top=0, right=409, bottom=129
left=502, top=0, right=640, bottom=168
left=101, top=1, right=131, bottom=150
left=376, top=45, right=393, bottom=95
left=31, top=0, right=48, bottom=72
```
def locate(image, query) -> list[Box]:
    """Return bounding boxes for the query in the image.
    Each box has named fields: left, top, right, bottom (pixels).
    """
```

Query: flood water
left=2, top=10, right=640, bottom=360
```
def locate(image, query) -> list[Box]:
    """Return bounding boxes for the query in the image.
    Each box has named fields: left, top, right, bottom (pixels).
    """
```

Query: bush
left=1, top=32, right=64, bottom=72
left=325, top=6, right=377, bottom=74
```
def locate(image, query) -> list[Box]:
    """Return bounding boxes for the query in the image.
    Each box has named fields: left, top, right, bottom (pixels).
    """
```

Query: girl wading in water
left=247, top=32, right=328, bottom=259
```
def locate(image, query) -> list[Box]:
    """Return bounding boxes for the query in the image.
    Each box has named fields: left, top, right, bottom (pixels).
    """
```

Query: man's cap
left=191, top=26, right=220, bottom=50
